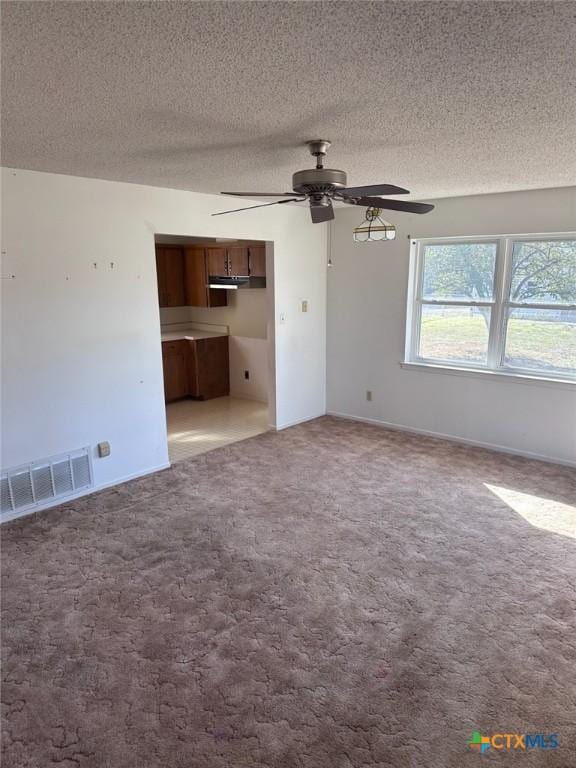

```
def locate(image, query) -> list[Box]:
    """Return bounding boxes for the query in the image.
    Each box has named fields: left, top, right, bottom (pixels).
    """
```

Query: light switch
left=301, top=300, right=309, bottom=313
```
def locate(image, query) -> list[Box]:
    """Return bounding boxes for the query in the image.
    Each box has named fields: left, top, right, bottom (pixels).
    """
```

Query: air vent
left=1, top=448, right=93, bottom=521
left=72, top=455, right=91, bottom=489
left=32, top=465, right=53, bottom=501
left=1, top=477, right=12, bottom=515
left=53, top=459, right=74, bottom=495
left=9, top=470, right=34, bottom=510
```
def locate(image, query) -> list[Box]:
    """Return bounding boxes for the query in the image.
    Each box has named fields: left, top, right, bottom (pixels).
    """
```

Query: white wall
left=327, top=186, right=576, bottom=465
left=160, top=287, right=268, bottom=339
left=1, top=168, right=327, bottom=499
left=228, top=337, right=268, bottom=402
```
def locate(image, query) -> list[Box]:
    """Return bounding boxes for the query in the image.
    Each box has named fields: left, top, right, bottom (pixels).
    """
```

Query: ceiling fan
left=212, top=140, right=434, bottom=223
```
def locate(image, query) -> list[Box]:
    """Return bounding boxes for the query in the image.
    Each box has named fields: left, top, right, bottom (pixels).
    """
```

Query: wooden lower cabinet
left=194, top=337, right=230, bottom=399
left=186, top=338, right=199, bottom=397
left=161, top=341, right=189, bottom=402
left=162, top=337, right=229, bottom=402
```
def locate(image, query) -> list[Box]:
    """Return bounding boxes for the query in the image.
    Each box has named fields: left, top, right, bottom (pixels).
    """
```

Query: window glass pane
left=422, top=242, right=497, bottom=301
left=504, top=308, right=576, bottom=375
left=510, top=240, right=576, bottom=305
left=419, top=305, right=491, bottom=364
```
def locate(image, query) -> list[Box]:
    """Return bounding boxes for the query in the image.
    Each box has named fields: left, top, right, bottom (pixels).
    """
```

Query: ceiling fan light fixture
left=213, top=142, right=434, bottom=222
left=353, top=207, right=396, bottom=242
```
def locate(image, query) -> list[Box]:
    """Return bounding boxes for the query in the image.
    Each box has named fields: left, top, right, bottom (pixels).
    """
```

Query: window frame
left=405, top=232, right=576, bottom=383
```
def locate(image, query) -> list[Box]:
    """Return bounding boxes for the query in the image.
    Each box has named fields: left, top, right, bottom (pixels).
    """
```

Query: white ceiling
left=2, top=1, right=576, bottom=200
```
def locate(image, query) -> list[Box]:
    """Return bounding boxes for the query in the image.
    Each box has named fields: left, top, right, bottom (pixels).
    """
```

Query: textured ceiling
left=2, top=1, right=576, bottom=200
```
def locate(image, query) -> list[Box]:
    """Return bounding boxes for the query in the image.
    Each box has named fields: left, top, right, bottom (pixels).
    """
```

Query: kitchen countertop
left=161, top=327, right=228, bottom=342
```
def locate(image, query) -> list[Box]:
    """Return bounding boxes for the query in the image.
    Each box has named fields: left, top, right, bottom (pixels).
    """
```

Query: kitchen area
left=155, top=235, right=271, bottom=462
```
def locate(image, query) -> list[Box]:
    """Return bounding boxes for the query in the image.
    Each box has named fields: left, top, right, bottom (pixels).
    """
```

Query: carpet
left=2, top=416, right=576, bottom=767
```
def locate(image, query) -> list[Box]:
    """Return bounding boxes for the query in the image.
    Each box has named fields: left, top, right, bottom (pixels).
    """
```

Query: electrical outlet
left=244, top=370, right=250, bottom=380
left=366, top=390, right=372, bottom=402
left=97, top=441, right=111, bottom=458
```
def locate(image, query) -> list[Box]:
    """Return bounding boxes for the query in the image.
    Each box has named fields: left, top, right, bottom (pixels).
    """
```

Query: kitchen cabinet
left=228, top=246, right=249, bottom=276
left=248, top=245, right=266, bottom=277
left=206, top=247, right=228, bottom=277
left=156, top=245, right=226, bottom=309
left=161, top=340, right=189, bottom=402
left=184, top=248, right=227, bottom=308
left=156, top=240, right=265, bottom=311
left=186, top=340, right=199, bottom=397
left=161, top=336, right=229, bottom=402
left=191, top=337, right=230, bottom=399
left=206, top=245, right=250, bottom=277
left=156, top=247, right=186, bottom=307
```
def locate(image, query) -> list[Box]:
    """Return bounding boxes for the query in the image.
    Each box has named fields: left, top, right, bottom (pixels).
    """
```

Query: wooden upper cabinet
left=156, top=247, right=186, bottom=307
left=184, top=247, right=227, bottom=308
left=206, top=245, right=250, bottom=276
left=248, top=245, right=266, bottom=277
left=155, top=251, right=169, bottom=306
left=206, top=247, right=228, bottom=277
left=227, top=246, right=249, bottom=277
left=156, top=241, right=266, bottom=310
left=184, top=247, right=209, bottom=307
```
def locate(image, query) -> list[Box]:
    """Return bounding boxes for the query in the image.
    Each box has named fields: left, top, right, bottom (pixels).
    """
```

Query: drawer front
left=162, top=340, right=188, bottom=354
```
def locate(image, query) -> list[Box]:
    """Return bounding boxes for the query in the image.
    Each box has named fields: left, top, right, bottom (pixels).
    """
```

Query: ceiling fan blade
left=212, top=198, right=303, bottom=217
left=352, top=197, right=435, bottom=214
left=220, top=192, right=297, bottom=197
left=339, top=184, right=410, bottom=197
left=310, top=203, right=335, bottom=223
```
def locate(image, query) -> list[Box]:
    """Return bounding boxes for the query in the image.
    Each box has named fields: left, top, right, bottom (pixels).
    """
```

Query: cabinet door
left=195, top=337, right=230, bottom=399
left=162, top=341, right=189, bottom=402
left=227, top=246, right=249, bottom=277
left=156, top=247, right=186, bottom=307
left=207, top=287, right=228, bottom=308
left=187, top=340, right=199, bottom=397
left=248, top=245, right=266, bottom=277
left=184, top=247, right=209, bottom=307
left=206, top=247, right=228, bottom=277
left=156, top=252, right=169, bottom=306
left=185, top=248, right=228, bottom=308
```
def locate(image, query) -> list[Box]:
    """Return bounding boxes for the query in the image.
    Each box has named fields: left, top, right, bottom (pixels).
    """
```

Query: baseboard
left=275, top=413, right=326, bottom=431
left=326, top=411, right=576, bottom=468
left=0, top=462, right=172, bottom=524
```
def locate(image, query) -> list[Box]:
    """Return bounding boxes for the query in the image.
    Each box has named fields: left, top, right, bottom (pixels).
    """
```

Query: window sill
left=400, top=361, right=576, bottom=390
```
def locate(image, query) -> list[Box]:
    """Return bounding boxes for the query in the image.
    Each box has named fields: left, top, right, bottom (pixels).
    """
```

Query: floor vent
left=1, top=448, right=93, bottom=519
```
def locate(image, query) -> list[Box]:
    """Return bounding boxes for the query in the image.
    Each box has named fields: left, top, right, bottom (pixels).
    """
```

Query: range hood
left=208, top=275, right=266, bottom=290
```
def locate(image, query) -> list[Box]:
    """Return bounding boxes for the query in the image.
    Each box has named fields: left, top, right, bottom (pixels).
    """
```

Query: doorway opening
left=154, top=234, right=275, bottom=463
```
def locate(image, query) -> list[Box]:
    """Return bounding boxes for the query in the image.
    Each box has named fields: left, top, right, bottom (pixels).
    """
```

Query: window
left=406, top=235, right=576, bottom=381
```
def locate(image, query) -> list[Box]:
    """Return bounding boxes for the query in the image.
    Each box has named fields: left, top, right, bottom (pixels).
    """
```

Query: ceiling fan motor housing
left=291, top=168, right=348, bottom=197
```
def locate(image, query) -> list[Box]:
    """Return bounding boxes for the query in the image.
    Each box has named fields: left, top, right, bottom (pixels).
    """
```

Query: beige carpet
left=2, top=417, right=575, bottom=767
